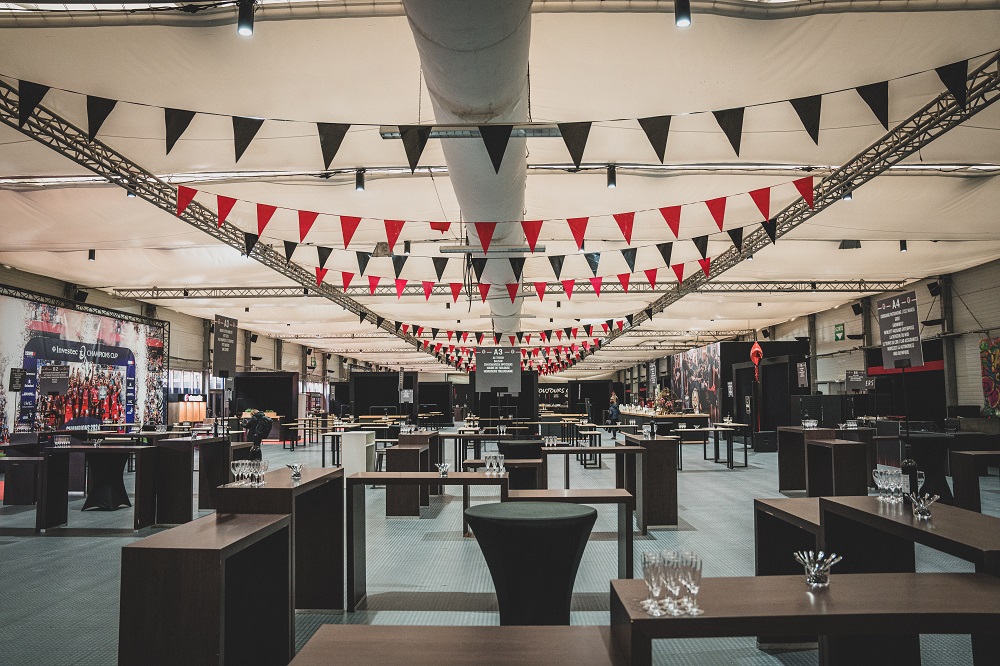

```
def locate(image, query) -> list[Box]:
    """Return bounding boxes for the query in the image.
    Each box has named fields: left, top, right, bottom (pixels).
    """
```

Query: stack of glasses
left=229, top=459, right=270, bottom=486
left=483, top=453, right=506, bottom=476
left=640, top=551, right=705, bottom=617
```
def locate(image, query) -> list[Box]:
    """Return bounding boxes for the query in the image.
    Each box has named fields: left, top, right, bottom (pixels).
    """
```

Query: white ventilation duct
left=402, top=0, right=531, bottom=334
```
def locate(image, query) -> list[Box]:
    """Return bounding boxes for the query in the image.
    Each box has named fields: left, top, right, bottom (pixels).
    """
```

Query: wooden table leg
left=564, top=453, right=570, bottom=489
left=346, top=482, right=367, bottom=612
left=37, top=451, right=69, bottom=532
left=133, top=448, right=156, bottom=530
left=951, top=452, right=983, bottom=512
left=618, top=501, right=633, bottom=578
left=611, top=584, right=650, bottom=666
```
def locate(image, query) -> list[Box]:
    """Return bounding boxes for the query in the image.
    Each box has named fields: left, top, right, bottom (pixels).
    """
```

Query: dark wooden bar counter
left=154, top=436, right=234, bottom=524
left=624, top=434, right=678, bottom=528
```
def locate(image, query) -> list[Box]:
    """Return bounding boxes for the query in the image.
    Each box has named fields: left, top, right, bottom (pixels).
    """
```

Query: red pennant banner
left=509, top=336, right=517, bottom=346
left=602, top=323, right=609, bottom=333
left=450, top=282, right=463, bottom=302
left=384, top=219, right=405, bottom=253
left=434, top=343, right=442, bottom=353
left=429, top=221, right=451, bottom=233
left=534, top=282, right=547, bottom=301
left=315, top=267, right=328, bottom=286
left=417, top=326, right=424, bottom=336
left=555, top=330, right=563, bottom=341
left=613, top=212, right=635, bottom=245
left=589, top=276, right=602, bottom=296
left=298, top=210, right=319, bottom=242
left=474, top=222, right=497, bottom=253
left=644, top=268, right=658, bottom=290
left=749, top=187, right=770, bottom=221
left=368, top=275, right=380, bottom=294
left=402, top=324, right=410, bottom=334
left=525, top=334, right=531, bottom=344
left=506, top=283, right=519, bottom=303
left=521, top=220, right=543, bottom=253
left=339, top=215, right=362, bottom=248
left=793, top=176, right=815, bottom=208
left=561, top=279, right=575, bottom=299
left=567, top=217, right=589, bottom=251
left=477, top=283, right=491, bottom=302
left=217, top=195, right=237, bottom=228
left=257, top=203, right=277, bottom=235
left=447, top=331, right=454, bottom=341
left=705, top=197, right=727, bottom=231
left=462, top=332, right=469, bottom=343
left=176, top=186, right=197, bottom=216
left=618, top=272, right=630, bottom=293
left=672, top=263, right=685, bottom=284
left=659, top=206, right=681, bottom=238
left=422, top=280, right=434, bottom=300
left=341, top=271, right=354, bottom=291
left=572, top=327, right=579, bottom=339
left=617, top=320, right=625, bottom=331
left=395, top=278, right=407, bottom=298
left=698, top=257, right=711, bottom=277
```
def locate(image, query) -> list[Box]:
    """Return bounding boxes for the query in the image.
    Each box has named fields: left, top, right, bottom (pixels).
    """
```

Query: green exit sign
left=834, top=323, right=845, bottom=341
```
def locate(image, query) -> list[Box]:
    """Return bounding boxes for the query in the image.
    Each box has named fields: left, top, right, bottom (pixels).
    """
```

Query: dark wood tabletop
left=123, top=512, right=289, bottom=556
left=542, top=446, right=645, bottom=454
left=754, top=497, right=821, bottom=533
left=219, top=465, right=343, bottom=493
left=47, top=444, right=154, bottom=453
left=508, top=488, right=635, bottom=508
left=623, top=434, right=680, bottom=442
left=346, top=471, right=509, bottom=485
left=808, top=438, right=866, bottom=448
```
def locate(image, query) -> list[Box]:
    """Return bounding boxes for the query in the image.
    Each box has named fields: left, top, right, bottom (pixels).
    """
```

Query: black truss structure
left=275, top=329, right=753, bottom=341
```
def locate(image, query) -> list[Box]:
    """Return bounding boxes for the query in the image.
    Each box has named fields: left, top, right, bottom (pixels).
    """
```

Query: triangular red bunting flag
left=338, top=215, right=361, bottom=249
left=613, top=212, right=635, bottom=245
left=602, top=323, right=609, bottom=333
left=341, top=271, right=354, bottom=291
left=659, top=206, right=681, bottom=237
left=509, top=336, right=517, bottom=346
left=589, top=276, right=602, bottom=296
left=567, top=217, right=588, bottom=251
left=217, top=195, right=237, bottom=228
left=462, top=332, right=469, bottom=343
left=506, top=283, right=519, bottom=303
left=368, top=275, right=380, bottom=294
left=556, top=330, right=563, bottom=341
left=395, top=278, right=407, bottom=298
left=478, top=283, right=491, bottom=302
left=572, top=327, right=579, bottom=339
left=429, top=221, right=451, bottom=233
left=402, top=324, right=410, bottom=334
left=176, top=186, right=197, bottom=216
left=618, top=273, right=630, bottom=293
left=382, top=219, right=406, bottom=253
left=525, top=334, right=531, bottom=344
left=434, top=343, right=442, bottom=353
left=447, top=331, right=454, bottom=341
left=256, top=203, right=277, bottom=235
left=474, top=222, right=497, bottom=253
left=296, top=210, right=319, bottom=242
left=705, top=197, right=727, bottom=231
left=793, top=176, right=815, bottom=208
left=561, top=279, right=575, bottom=299
left=315, top=267, right=328, bottom=286
left=644, top=268, right=658, bottom=290
left=583, top=341, right=590, bottom=350
left=422, top=281, right=434, bottom=300
left=521, top=220, right=543, bottom=253
left=417, top=326, right=424, bottom=336
left=749, top=187, right=770, bottom=221
left=617, top=320, right=625, bottom=331
left=450, top=282, right=463, bottom=302
left=672, top=263, right=685, bottom=284
left=698, top=257, right=711, bottom=277
left=534, top=282, right=547, bottom=301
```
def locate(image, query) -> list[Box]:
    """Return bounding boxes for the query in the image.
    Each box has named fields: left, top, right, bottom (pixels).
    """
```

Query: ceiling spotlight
left=607, top=165, right=617, bottom=189
left=899, top=240, right=908, bottom=252
left=757, top=302, right=762, bottom=307
left=746, top=254, right=753, bottom=261
left=851, top=303, right=863, bottom=316
left=404, top=240, right=411, bottom=255
left=842, top=191, right=853, bottom=201
left=838, top=240, right=862, bottom=250
left=674, top=0, right=691, bottom=27
left=126, top=189, right=136, bottom=198
left=88, top=249, right=96, bottom=261
left=245, top=307, right=250, bottom=313
left=237, top=0, right=255, bottom=36
left=182, top=289, right=189, bottom=297
left=355, top=169, right=365, bottom=191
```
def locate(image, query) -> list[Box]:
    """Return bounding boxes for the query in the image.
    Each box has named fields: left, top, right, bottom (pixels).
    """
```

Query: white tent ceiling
left=0, top=2, right=997, bottom=377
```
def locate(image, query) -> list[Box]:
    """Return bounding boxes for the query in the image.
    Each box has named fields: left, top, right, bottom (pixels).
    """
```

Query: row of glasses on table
left=229, top=459, right=270, bottom=486
left=872, top=468, right=925, bottom=503
left=543, top=435, right=560, bottom=447
left=483, top=453, right=506, bottom=476
left=641, top=551, right=704, bottom=617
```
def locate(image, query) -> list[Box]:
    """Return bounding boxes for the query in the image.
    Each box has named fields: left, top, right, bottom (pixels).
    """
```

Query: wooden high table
left=777, top=426, right=834, bottom=491
left=623, top=434, right=680, bottom=528
left=346, top=471, right=510, bottom=611
left=215, top=466, right=344, bottom=611
left=154, top=436, right=236, bottom=524
left=805, top=438, right=868, bottom=497
left=951, top=450, right=1000, bottom=512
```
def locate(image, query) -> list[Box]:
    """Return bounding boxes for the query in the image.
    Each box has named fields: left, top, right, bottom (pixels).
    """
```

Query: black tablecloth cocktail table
left=465, top=501, right=596, bottom=626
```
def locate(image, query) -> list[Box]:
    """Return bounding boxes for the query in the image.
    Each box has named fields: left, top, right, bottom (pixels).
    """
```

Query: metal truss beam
left=113, top=280, right=906, bottom=301
left=274, top=329, right=752, bottom=341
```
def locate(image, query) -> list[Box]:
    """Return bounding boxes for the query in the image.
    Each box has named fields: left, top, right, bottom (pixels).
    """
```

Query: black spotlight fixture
left=607, top=165, right=617, bottom=189
left=88, top=249, right=96, bottom=261
left=838, top=240, right=862, bottom=250
left=842, top=191, right=853, bottom=201
left=355, top=169, right=365, bottom=192
left=403, top=240, right=411, bottom=255
left=126, top=189, right=136, bottom=198
left=927, top=281, right=942, bottom=297
left=899, top=240, right=908, bottom=252
left=73, top=289, right=88, bottom=303
left=237, top=0, right=255, bottom=36
left=851, top=303, right=863, bottom=316
left=182, top=289, right=189, bottom=297
left=760, top=329, right=770, bottom=339
left=674, top=0, right=691, bottom=27
left=245, top=306, right=250, bottom=313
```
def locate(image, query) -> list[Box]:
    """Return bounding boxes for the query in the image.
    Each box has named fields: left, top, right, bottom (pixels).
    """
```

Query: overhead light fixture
left=404, top=241, right=411, bottom=255
left=922, top=318, right=945, bottom=327
left=245, top=307, right=250, bottom=313
left=88, top=249, right=96, bottom=261
left=355, top=169, right=365, bottom=191
left=73, top=289, right=88, bottom=303
left=607, top=165, right=616, bottom=188
left=842, top=191, right=853, bottom=201
left=746, top=254, right=753, bottom=261
left=674, top=0, right=691, bottom=27
left=303, top=288, right=309, bottom=296
left=126, top=189, right=136, bottom=198
left=237, top=0, right=255, bottom=36
left=760, top=329, right=770, bottom=339
left=182, top=289, right=189, bottom=297
left=899, top=240, right=908, bottom=252
left=250, top=333, right=258, bottom=343
left=846, top=333, right=865, bottom=340
left=838, top=240, right=862, bottom=250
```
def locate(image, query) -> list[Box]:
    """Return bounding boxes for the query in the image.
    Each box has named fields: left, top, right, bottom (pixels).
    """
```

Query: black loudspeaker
left=250, top=333, right=259, bottom=343
left=851, top=303, right=863, bottom=316
left=73, top=289, right=88, bottom=303
left=761, top=329, right=770, bottom=339
left=927, top=281, right=941, bottom=297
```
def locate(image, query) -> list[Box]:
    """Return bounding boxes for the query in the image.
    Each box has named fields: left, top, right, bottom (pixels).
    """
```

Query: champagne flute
left=641, top=552, right=664, bottom=616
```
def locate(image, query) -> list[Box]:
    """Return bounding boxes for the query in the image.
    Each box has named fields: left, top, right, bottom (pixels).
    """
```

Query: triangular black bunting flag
left=789, top=95, right=822, bottom=145
left=165, top=108, right=196, bottom=155
left=621, top=247, right=637, bottom=273
left=856, top=82, right=889, bottom=130
left=317, top=246, right=333, bottom=270
left=431, top=328, right=439, bottom=339
left=479, top=125, right=514, bottom=173
left=376, top=316, right=384, bottom=328
left=548, top=255, right=565, bottom=279
left=626, top=314, right=634, bottom=327
left=585, top=324, right=594, bottom=336
left=761, top=218, right=778, bottom=244
left=692, top=235, right=709, bottom=260
left=86, top=96, right=117, bottom=141
left=394, top=321, right=402, bottom=333
left=17, top=81, right=49, bottom=127
left=360, top=311, right=368, bottom=324
left=509, top=257, right=526, bottom=282
left=392, top=254, right=408, bottom=278
left=476, top=332, right=485, bottom=344
left=727, top=227, right=745, bottom=251
left=544, top=330, right=553, bottom=342
left=317, top=122, right=350, bottom=170
left=606, top=319, right=614, bottom=331
left=494, top=334, right=502, bottom=345
left=656, top=242, right=673, bottom=267
left=244, top=232, right=259, bottom=256
left=712, top=108, right=745, bottom=156
left=936, top=60, right=968, bottom=109
left=356, top=251, right=371, bottom=275
left=645, top=307, right=654, bottom=321
left=399, top=125, right=433, bottom=173
left=233, top=116, right=265, bottom=163
left=472, top=257, right=488, bottom=282
left=585, top=252, right=601, bottom=277
left=564, top=327, right=573, bottom=339
left=433, top=256, right=449, bottom=282
left=557, top=122, right=592, bottom=169
left=516, top=332, right=524, bottom=344
left=637, top=115, right=671, bottom=164
left=283, top=240, right=298, bottom=263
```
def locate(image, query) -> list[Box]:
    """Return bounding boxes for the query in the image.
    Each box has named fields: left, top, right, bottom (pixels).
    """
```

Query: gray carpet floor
left=1, top=427, right=996, bottom=665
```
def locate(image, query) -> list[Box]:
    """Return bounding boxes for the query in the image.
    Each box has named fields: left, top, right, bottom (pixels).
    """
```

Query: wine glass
left=680, top=552, right=704, bottom=616
left=641, top=552, right=664, bottom=616
left=230, top=460, right=240, bottom=485
left=237, top=460, right=248, bottom=485
left=659, top=551, right=685, bottom=616
left=259, top=459, right=269, bottom=485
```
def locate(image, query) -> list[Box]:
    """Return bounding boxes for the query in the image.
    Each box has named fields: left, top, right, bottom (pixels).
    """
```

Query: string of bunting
left=7, top=54, right=980, bottom=171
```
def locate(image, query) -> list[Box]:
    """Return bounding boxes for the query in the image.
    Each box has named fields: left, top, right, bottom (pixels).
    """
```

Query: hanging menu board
left=475, top=347, right=521, bottom=393
left=846, top=370, right=866, bottom=391
left=876, top=291, right=924, bottom=369
left=213, top=315, right=238, bottom=378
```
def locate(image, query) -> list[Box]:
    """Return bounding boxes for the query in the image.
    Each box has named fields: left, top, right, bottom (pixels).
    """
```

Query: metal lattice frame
left=113, top=279, right=907, bottom=300
left=273, top=329, right=754, bottom=340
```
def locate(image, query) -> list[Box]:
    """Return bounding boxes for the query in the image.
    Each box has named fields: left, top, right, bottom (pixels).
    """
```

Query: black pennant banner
left=360, top=310, right=368, bottom=324
left=399, top=125, right=432, bottom=173
left=509, top=257, right=526, bottom=282
left=637, top=115, right=671, bottom=164
left=645, top=307, right=654, bottom=321
left=626, top=314, right=634, bottom=327
left=394, top=321, right=402, bottom=333
left=233, top=116, right=265, bottom=163
left=656, top=242, right=673, bottom=266
left=727, top=227, right=744, bottom=251
left=856, top=81, right=889, bottom=130
left=165, top=108, right=196, bottom=155
left=17, top=80, right=49, bottom=127
left=376, top=315, right=384, bottom=328
left=283, top=240, right=298, bottom=263
left=356, top=251, right=372, bottom=275
left=789, top=95, right=822, bottom=145
left=692, top=235, right=709, bottom=260
left=86, top=95, right=117, bottom=141
left=712, top=107, right=745, bottom=156
left=557, top=122, right=591, bottom=169
left=244, top=232, right=259, bottom=256
left=548, top=254, right=565, bottom=279
left=761, top=218, right=778, bottom=244
left=479, top=125, right=513, bottom=173
left=472, top=257, right=488, bottom=282
left=432, top=256, right=449, bottom=282
left=585, top=252, right=601, bottom=276
left=936, top=60, right=968, bottom=109
left=317, top=245, right=333, bottom=270
left=516, top=332, right=524, bottom=344
left=621, top=247, right=637, bottom=273
left=317, top=122, right=350, bottom=170
left=431, top=328, right=439, bottom=339
left=392, top=254, right=408, bottom=278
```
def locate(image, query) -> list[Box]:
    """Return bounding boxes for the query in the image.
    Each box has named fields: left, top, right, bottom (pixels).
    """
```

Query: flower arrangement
left=655, top=389, right=674, bottom=414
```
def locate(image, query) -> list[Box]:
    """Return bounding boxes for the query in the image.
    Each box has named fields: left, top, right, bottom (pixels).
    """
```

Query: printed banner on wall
left=980, top=337, right=1000, bottom=417
left=669, top=343, right=721, bottom=423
